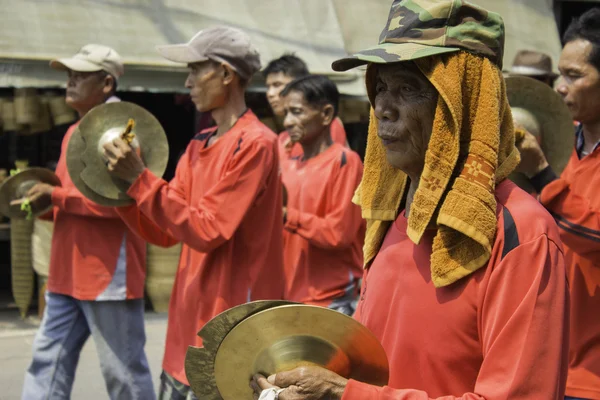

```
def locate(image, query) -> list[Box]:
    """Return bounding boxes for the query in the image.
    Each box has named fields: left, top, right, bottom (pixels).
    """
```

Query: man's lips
left=378, top=135, right=400, bottom=146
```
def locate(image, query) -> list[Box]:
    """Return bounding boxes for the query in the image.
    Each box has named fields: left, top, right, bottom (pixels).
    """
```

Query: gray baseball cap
left=50, top=44, right=124, bottom=79
left=157, top=26, right=261, bottom=80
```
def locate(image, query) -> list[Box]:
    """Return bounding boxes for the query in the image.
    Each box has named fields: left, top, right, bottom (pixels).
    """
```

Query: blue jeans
left=22, top=292, right=155, bottom=400
left=565, top=397, right=590, bottom=399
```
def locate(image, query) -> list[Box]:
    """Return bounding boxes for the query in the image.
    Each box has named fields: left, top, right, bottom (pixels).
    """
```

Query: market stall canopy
left=0, top=0, right=363, bottom=94
left=0, top=0, right=562, bottom=94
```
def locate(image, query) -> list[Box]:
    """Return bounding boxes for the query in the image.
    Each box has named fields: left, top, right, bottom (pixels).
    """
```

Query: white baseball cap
left=50, top=44, right=124, bottom=79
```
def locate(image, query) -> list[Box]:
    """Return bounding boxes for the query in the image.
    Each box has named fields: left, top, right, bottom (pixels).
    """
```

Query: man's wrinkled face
left=557, top=39, right=600, bottom=124
left=266, top=72, right=295, bottom=117
left=282, top=90, right=331, bottom=145
left=185, top=61, right=227, bottom=112
left=372, top=62, right=438, bottom=178
left=65, top=70, right=112, bottom=112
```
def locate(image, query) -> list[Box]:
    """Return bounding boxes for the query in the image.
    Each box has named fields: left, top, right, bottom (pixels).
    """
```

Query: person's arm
left=540, top=177, right=600, bottom=257
left=116, top=204, right=179, bottom=247
left=51, top=186, right=120, bottom=218
left=341, top=234, right=569, bottom=400
left=285, top=153, right=363, bottom=249
left=127, top=139, right=275, bottom=253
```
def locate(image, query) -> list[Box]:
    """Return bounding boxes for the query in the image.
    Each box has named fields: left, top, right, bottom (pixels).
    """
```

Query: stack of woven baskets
left=1, top=88, right=76, bottom=134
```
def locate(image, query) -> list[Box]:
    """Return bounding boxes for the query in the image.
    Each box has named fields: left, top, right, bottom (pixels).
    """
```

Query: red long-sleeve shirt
left=282, top=143, right=364, bottom=305
left=278, top=117, right=347, bottom=162
left=539, top=148, right=600, bottom=399
left=342, top=180, right=569, bottom=400
left=46, top=123, right=147, bottom=300
left=117, top=110, right=285, bottom=385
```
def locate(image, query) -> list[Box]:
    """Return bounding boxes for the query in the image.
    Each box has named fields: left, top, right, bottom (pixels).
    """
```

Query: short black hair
left=262, top=54, right=309, bottom=79
left=280, top=74, right=339, bottom=118
left=563, top=7, right=600, bottom=71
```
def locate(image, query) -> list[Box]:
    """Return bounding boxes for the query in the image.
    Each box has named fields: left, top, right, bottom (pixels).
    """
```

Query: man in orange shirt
left=22, top=45, right=154, bottom=399
left=102, top=27, right=285, bottom=400
left=279, top=75, right=364, bottom=315
left=263, top=54, right=348, bottom=161
left=251, top=1, right=569, bottom=399
left=517, top=8, right=600, bottom=400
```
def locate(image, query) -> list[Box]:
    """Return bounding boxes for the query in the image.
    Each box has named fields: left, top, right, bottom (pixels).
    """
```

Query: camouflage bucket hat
left=332, top=0, right=505, bottom=71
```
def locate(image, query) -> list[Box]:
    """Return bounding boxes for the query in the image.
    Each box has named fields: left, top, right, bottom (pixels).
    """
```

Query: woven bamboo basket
left=2, top=101, right=18, bottom=131
left=48, top=96, right=76, bottom=126
left=146, top=243, right=182, bottom=312
left=14, top=88, right=40, bottom=126
left=32, top=220, right=53, bottom=278
left=11, top=219, right=35, bottom=318
left=30, top=97, right=53, bottom=134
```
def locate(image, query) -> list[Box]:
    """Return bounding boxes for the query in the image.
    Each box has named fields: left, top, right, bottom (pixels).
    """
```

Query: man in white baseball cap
left=22, top=44, right=155, bottom=400
left=49, top=44, right=124, bottom=116
left=102, top=26, right=285, bottom=400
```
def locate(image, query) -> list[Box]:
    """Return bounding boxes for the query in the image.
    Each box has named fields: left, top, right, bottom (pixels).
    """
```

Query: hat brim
left=49, top=58, right=102, bottom=73
left=506, top=66, right=559, bottom=79
left=156, top=43, right=209, bottom=64
left=332, top=42, right=461, bottom=72
left=506, top=76, right=573, bottom=175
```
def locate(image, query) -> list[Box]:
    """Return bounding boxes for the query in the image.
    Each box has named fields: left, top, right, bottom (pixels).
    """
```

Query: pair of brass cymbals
left=0, top=168, right=61, bottom=219
left=185, top=302, right=389, bottom=399
left=66, top=101, right=169, bottom=207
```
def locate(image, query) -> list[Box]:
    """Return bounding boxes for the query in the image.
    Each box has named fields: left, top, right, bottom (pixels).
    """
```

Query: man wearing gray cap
left=22, top=45, right=155, bottom=400
left=102, top=27, right=285, bottom=399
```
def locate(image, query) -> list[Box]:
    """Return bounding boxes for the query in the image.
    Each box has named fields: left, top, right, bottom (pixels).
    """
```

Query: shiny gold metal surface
left=506, top=76, right=574, bottom=191
left=214, top=304, right=389, bottom=400
left=66, top=127, right=130, bottom=207
left=185, top=301, right=296, bottom=400
left=68, top=101, right=168, bottom=205
left=0, top=168, right=61, bottom=219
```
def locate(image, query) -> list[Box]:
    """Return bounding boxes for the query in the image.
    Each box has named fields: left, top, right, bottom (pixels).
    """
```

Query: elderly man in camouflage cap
left=251, top=1, right=569, bottom=399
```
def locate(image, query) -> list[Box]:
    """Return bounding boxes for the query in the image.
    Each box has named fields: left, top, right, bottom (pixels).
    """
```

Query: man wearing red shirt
left=102, top=27, right=285, bottom=400
left=251, top=1, right=569, bottom=399
left=279, top=75, right=364, bottom=315
left=263, top=54, right=348, bottom=161
left=518, top=8, right=600, bottom=400
left=22, top=45, right=154, bottom=399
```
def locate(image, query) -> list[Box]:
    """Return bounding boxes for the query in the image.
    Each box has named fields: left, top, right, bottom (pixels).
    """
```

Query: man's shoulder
left=495, top=180, right=561, bottom=248
left=240, top=115, right=278, bottom=144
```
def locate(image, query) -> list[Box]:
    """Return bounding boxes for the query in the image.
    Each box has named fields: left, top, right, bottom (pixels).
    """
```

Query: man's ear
left=222, top=63, right=236, bottom=86
left=321, top=104, right=335, bottom=126
left=103, top=74, right=115, bottom=95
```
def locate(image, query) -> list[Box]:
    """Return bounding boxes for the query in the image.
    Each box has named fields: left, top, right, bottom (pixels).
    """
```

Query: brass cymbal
left=69, top=101, right=168, bottom=205
left=185, top=300, right=296, bottom=400
left=66, top=127, right=131, bottom=207
left=0, top=168, right=61, bottom=219
left=214, top=304, right=389, bottom=399
left=506, top=76, right=574, bottom=191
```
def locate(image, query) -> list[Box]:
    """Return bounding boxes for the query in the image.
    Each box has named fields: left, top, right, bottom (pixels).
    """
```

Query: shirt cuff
left=529, top=165, right=558, bottom=193
left=126, top=168, right=158, bottom=201
left=51, top=186, right=67, bottom=208
left=284, top=207, right=300, bottom=232
left=341, top=380, right=381, bottom=400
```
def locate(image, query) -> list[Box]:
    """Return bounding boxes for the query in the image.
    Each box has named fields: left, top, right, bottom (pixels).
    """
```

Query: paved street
left=0, top=310, right=168, bottom=400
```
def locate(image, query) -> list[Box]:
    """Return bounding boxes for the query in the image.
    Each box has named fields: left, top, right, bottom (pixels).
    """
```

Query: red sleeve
left=115, top=148, right=192, bottom=248
left=342, top=235, right=569, bottom=400
left=116, top=204, right=179, bottom=247
left=51, top=186, right=119, bottom=218
left=285, top=154, right=363, bottom=249
left=540, top=178, right=600, bottom=257
left=331, top=118, right=348, bottom=147
left=126, top=138, right=275, bottom=253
